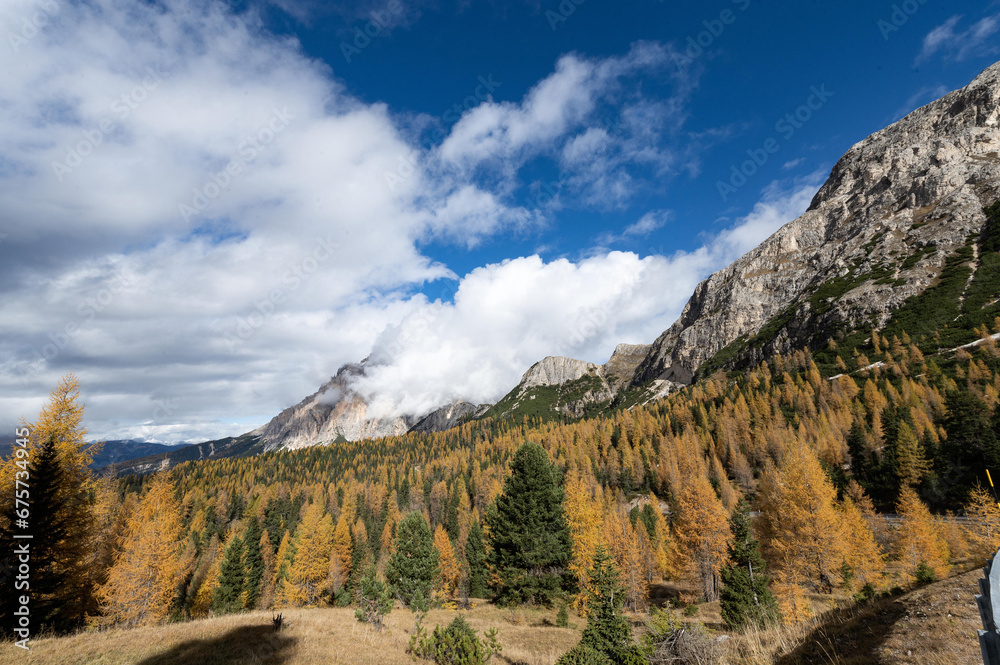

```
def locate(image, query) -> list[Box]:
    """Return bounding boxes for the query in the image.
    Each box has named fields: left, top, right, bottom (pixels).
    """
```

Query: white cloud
left=595, top=210, right=671, bottom=247
left=916, top=13, right=1000, bottom=64
left=624, top=211, right=670, bottom=238
left=0, top=0, right=816, bottom=443
left=434, top=41, right=688, bottom=209
left=350, top=176, right=822, bottom=419
left=0, top=0, right=513, bottom=439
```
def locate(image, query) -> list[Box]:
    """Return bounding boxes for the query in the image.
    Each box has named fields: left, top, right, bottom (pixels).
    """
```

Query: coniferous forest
left=4, top=316, right=1000, bottom=662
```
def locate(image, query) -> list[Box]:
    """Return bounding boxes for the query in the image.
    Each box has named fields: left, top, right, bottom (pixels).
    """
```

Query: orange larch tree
left=672, top=472, right=731, bottom=602
left=893, top=487, right=950, bottom=582
left=97, top=474, right=184, bottom=628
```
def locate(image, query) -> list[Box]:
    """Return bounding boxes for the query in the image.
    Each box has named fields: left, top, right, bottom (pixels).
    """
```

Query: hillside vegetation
left=4, top=203, right=1000, bottom=661
left=2, top=567, right=985, bottom=665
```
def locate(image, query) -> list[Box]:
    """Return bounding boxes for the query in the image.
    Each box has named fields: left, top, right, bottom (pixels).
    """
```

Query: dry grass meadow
left=0, top=568, right=987, bottom=665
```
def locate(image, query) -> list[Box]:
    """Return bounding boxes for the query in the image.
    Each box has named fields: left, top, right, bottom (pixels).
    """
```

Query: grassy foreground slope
left=3, top=568, right=986, bottom=665
left=0, top=604, right=581, bottom=665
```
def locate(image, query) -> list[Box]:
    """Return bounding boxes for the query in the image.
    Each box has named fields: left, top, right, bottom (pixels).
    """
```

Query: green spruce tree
left=354, top=563, right=393, bottom=628
left=558, top=546, right=645, bottom=665
left=485, top=442, right=572, bottom=605
left=241, top=518, right=264, bottom=609
left=719, top=499, right=779, bottom=629
left=386, top=512, right=439, bottom=607
left=465, top=518, right=488, bottom=599
left=26, top=436, right=89, bottom=632
left=212, top=533, right=246, bottom=614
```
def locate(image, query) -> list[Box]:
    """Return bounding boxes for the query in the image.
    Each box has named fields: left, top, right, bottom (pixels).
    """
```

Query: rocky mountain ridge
left=630, top=60, right=1000, bottom=387
left=477, top=60, right=1000, bottom=422
left=130, top=61, right=1000, bottom=457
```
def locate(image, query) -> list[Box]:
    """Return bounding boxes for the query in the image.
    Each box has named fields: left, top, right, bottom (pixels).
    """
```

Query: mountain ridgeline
left=109, top=61, right=1000, bottom=472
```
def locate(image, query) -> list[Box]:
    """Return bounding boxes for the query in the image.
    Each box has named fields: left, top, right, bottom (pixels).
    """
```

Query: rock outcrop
left=632, top=60, right=1000, bottom=386
left=409, top=401, right=490, bottom=433
left=260, top=362, right=418, bottom=451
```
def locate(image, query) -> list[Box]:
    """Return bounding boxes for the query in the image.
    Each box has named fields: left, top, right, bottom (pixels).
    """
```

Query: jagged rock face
left=633, top=61, right=1000, bottom=386
left=260, top=363, right=417, bottom=451
left=491, top=347, right=656, bottom=419
left=409, top=401, right=490, bottom=433
left=522, top=356, right=602, bottom=388
left=602, top=343, right=651, bottom=390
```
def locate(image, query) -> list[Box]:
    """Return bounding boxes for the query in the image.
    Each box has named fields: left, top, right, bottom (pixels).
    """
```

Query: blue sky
left=280, top=0, right=999, bottom=275
left=0, top=0, right=997, bottom=442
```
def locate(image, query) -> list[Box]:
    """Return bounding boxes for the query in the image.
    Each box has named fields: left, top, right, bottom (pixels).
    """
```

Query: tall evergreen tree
left=565, top=546, right=644, bottom=665
left=212, top=530, right=246, bottom=614
left=242, top=518, right=264, bottom=609
left=485, top=442, right=573, bottom=605
left=0, top=376, right=96, bottom=634
left=465, top=518, right=487, bottom=599
left=719, top=499, right=779, bottom=629
left=26, top=436, right=88, bottom=632
left=386, top=511, right=439, bottom=607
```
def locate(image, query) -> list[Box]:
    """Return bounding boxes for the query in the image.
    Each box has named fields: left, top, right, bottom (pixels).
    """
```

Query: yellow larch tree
left=97, top=474, right=184, bottom=627
left=758, top=443, right=846, bottom=593
left=671, top=472, right=731, bottom=602
left=564, top=469, right=603, bottom=605
left=646, top=491, right=671, bottom=578
left=257, top=528, right=277, bottom=609
left=838, top=496, right=887, bottom=590
left=273, top=530, right=293, bottom=604
left=433, top=523, right=460, bottom=601
left=964, top=487, right=1000, bottom=562
left=332, top=498, right=354, bottom=592
left=893, top=487, right=950, bottom=582
left=604, top=507, right=648, bottom=612
left=281, top=500, right=335, bottom=607
left=190, top=534, right=223, bottom=617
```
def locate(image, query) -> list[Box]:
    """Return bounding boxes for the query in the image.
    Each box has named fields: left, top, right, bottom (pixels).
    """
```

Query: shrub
left=852, top=582, right=877, bottom=605
left=914, top=561, right=936, bottom=585
left=683, top=604, right=698, bottom=617
left=354, top=564, right=393, bottom=629
left=555, top=644, right=613, bottom=665
left=556, top=602, right=569, bottom=628
left=643, top=607, right=721, bottom=665
left=411, top=615, right=502, bottom=665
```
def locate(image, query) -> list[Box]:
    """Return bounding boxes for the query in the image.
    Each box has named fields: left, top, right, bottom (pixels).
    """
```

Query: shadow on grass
left=134, top=624, right=296, bottom=665
left=775, top=596, right=908, bottom=665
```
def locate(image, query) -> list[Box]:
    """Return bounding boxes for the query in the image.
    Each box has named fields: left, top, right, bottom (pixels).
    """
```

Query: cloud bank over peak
left=0, top=0, right=821, bottom=442
left=350, top=174, right=823, bottom=420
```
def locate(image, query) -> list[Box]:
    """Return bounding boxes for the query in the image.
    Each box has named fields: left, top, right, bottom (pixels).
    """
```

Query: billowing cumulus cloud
left=0, top=0, right=819, bottom=442
left=350, top=175, right=822, bottom=419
